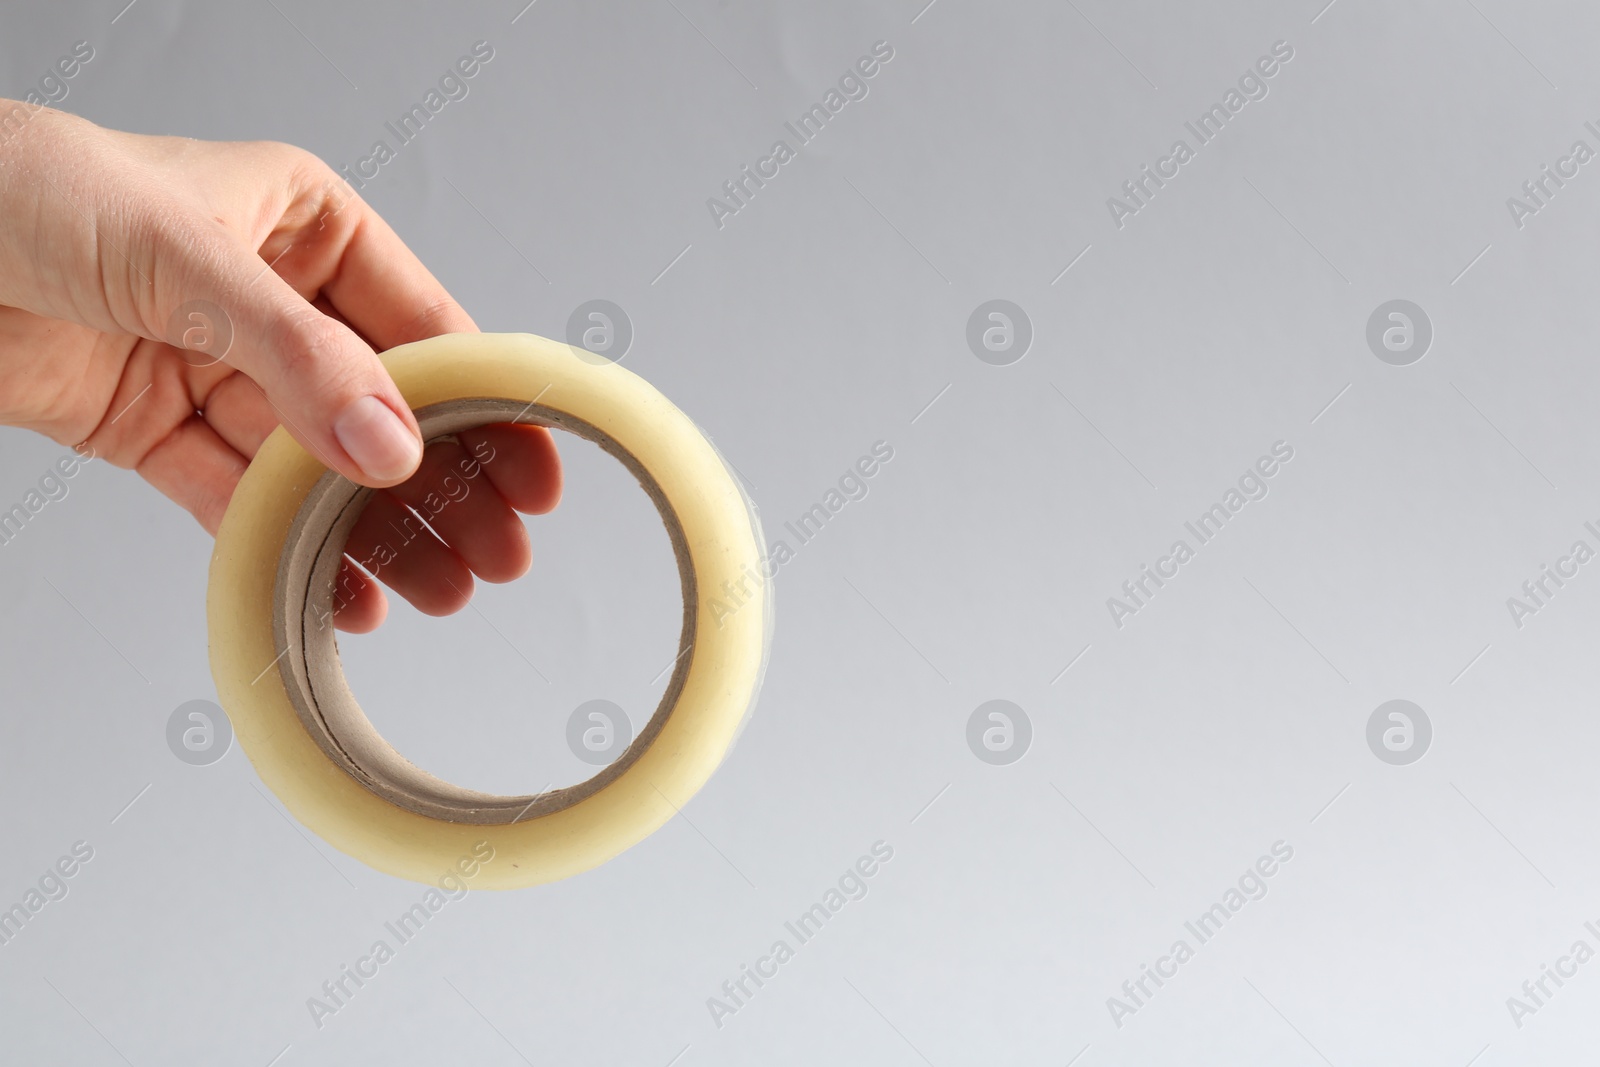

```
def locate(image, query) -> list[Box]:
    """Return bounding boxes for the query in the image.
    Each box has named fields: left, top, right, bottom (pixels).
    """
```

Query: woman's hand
left=0, top=103, right=560, bottom=631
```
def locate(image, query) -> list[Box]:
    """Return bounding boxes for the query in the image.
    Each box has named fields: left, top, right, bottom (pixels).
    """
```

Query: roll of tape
left=207, top=332, right=771, bottom=889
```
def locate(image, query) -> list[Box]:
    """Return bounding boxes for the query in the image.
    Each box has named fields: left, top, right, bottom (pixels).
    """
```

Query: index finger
left=313, top=196, right=478, bottom=349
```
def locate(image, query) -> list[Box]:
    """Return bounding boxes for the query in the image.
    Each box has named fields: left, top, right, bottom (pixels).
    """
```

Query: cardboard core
left=271, top=398, right=697, bottom=825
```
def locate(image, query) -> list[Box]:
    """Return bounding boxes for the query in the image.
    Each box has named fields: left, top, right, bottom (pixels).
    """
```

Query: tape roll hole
left=272, top=399, right=694, bottom=825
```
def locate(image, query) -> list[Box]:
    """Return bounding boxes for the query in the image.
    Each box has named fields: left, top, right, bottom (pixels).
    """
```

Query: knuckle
left=394, top=297, right=467, bottom=344
left=272, top=312, right=359, bottom=390
left=255, top=139, right=324, bottom=176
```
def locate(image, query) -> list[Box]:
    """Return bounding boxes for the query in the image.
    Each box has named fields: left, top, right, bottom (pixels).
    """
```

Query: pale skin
left=0, top=104, right=561, bottom=632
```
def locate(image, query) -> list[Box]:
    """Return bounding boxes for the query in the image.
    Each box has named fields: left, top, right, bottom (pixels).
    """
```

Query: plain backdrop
left=5, top=0, right=1600, bottom=1063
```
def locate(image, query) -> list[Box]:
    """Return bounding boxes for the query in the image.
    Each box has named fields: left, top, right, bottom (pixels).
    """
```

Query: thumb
left=170, top=231, right=423, bottom=487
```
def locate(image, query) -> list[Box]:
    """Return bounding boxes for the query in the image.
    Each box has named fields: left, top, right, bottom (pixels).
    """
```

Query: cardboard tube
left=207, top=333, right=771, bottom=888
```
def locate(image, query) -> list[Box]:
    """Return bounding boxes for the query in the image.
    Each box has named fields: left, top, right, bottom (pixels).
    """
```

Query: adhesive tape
left=207, top=332, right=770, bottom=889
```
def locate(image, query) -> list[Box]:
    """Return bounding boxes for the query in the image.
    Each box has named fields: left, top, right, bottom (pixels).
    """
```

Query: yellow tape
left=208, top=333, right=770, bottom=888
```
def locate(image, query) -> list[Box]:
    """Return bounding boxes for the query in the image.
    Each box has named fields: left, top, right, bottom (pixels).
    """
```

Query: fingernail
left=333, top=395, right=421, bottom=482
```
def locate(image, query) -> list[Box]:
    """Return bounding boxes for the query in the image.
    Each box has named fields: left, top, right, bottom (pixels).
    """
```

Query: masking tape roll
left=208, top=332, right=770, bottom=889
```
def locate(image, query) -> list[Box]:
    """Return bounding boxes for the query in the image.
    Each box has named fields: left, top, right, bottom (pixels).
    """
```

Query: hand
left=0, top=103, right=560, bottom=632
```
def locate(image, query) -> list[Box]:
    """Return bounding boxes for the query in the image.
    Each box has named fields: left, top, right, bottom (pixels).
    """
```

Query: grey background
left=2, top=0, right=1598, bottom=1062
